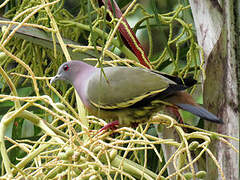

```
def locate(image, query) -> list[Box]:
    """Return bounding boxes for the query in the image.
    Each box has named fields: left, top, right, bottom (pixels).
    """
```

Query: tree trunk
left=189, top=0, right=239, bottom=179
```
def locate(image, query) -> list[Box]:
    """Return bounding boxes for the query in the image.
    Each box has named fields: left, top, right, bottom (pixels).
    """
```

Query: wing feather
left=87, top=67, right=177, bottom=109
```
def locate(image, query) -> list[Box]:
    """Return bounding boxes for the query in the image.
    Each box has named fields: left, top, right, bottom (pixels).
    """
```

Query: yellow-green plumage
left=87, top=67, right=173, bottom=109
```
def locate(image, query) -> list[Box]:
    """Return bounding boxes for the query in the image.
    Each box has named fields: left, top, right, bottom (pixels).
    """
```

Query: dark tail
left=176, top=103, right=223, bottom=123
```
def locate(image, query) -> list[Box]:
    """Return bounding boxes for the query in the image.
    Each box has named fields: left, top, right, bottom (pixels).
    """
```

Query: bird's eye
left=63, top=64, right=69, bottom=71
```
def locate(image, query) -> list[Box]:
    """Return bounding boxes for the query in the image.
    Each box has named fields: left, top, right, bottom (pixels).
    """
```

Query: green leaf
left=17, top=87, right=34, bottom=97
left=116, top=0, right=132, bottom=9
left=0, top=101, right=14, bottom=108
left=21, top=120, right=34, bottom=138
left=5, top=117, right=13, bottom=138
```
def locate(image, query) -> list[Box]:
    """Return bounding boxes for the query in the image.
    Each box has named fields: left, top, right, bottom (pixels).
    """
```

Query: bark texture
left=190, top=0, right=239, bottom=179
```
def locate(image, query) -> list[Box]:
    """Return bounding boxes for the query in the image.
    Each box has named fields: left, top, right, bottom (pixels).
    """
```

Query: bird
left=50, top=60, right=222, bottom=130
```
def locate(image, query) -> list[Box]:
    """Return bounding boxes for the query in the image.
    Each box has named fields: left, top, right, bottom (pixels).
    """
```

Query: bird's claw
left=97, top=120, right=120, bottom=134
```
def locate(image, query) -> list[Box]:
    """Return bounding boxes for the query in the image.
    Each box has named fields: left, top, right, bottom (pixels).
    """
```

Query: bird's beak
left=50, top=75, right=60, bottom=84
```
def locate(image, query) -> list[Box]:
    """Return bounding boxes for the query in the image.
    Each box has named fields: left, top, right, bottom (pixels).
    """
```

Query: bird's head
left=50, top=60, right=94, bottom=84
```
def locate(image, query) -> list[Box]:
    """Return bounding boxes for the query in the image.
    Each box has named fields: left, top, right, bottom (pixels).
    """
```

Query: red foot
left=98, top=120, right=120, bottom=133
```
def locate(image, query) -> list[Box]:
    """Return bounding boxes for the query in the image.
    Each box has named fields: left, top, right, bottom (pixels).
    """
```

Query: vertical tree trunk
left=189, top=0, right=239, bottom=179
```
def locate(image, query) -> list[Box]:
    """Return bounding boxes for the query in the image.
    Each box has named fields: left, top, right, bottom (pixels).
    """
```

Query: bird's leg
left=98, top=120, right=119, bottom=132
left=130, top=122, right=139, bottom=129
left=167, top=106, right=184, bottom=124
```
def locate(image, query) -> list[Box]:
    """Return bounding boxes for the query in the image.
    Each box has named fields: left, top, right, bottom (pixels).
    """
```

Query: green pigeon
left=50, top=60, right=222, bottom=130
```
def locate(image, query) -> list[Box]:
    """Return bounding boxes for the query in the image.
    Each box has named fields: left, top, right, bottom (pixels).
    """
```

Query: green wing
left=87, top=67, right=176, bottom=109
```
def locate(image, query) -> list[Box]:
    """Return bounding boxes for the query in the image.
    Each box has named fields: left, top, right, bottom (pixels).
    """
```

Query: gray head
left=50, top=60, right=95, bottom=84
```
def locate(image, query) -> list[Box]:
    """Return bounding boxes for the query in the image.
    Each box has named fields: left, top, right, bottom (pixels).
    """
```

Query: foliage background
left=0, top=0, right=238, bottom=179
